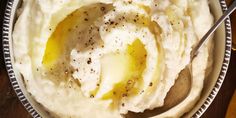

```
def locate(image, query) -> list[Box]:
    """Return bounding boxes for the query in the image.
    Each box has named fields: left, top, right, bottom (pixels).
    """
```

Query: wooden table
left=0, top=0, right=235, bottom=118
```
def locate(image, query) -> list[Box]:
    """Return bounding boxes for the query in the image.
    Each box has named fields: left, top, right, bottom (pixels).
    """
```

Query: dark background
left=0, top=0, right=235, bottom=118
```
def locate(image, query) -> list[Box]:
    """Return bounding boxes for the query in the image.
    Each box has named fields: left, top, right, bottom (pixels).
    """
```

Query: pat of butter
left=95, top=39, right=146, bottom=107
left=97, top=53, right=133, bottom=98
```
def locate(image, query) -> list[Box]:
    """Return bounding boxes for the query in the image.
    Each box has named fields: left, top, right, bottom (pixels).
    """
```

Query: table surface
left=0, top=0, right=236, bottom=118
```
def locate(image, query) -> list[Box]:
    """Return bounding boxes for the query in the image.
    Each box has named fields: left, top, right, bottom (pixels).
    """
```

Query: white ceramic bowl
left=2, top=0, right=232, bottom=117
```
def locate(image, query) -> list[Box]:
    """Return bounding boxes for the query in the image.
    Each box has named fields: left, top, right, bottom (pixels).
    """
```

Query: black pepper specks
left=122, top=93, right=128, bottom=97
left=140, top=90, right=145, bottom=94
left=149, top=82, right=153, bottom=87
left=100, top=7, right=105, bottom=11
left=90, top=94, right=94, bottom=98
left=110, top=21, right=114, bottom=25
left=87, top=58, right=92, bottom=64
left=83, top=11, right=88, bottom=16
left=76, top=69, right=79, bottom=72
left=122, top=103, right=125, bottom=107
left=90, top=68, right=95, bottom=73
left=84, top=18, right=88, bottom=21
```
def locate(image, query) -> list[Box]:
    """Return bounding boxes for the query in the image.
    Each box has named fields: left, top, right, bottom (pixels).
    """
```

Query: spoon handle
left=192, top=0, right=236, bottom=58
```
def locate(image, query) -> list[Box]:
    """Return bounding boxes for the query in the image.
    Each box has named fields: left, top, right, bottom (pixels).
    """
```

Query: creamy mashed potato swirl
left=13, top=0, right=213, bottom=117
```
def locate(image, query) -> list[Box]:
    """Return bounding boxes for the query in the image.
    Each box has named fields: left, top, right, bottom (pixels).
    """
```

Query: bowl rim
left=1, top=0, right=232, bottom=118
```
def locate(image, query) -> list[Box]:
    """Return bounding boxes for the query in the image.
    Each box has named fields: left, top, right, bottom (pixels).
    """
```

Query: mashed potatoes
left=13, top=0, right=213, bottom=117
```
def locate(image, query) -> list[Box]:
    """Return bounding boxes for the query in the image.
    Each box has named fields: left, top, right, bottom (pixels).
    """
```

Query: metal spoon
left=165, top=0, right=236, bottom=112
